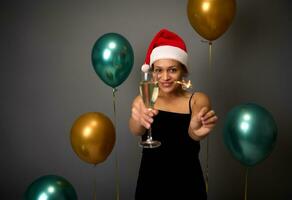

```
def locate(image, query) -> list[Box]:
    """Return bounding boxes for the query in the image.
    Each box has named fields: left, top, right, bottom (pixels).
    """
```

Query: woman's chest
left=154, top=96, right=190, bottom=114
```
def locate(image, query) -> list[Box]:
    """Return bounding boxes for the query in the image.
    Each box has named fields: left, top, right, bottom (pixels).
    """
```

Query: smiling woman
left=129, top=28, right=218, bottom=200
left=153, top=59, right=187, bottom=94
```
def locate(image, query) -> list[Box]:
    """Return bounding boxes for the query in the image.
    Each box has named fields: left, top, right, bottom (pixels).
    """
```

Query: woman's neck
left=159, top=88, right=186, bottom=99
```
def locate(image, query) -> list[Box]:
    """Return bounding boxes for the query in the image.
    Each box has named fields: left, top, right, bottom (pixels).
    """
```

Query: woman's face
left=152, top=59, right=186, bottom=94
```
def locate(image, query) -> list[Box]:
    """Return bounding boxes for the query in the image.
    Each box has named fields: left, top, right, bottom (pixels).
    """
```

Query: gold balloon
left=187, top=0, right=236, bottom=41
left=70, top=112, right=115, bottom=165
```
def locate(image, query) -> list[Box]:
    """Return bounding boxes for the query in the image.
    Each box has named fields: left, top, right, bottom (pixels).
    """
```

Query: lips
left=160, top=82, right=173, bottom=87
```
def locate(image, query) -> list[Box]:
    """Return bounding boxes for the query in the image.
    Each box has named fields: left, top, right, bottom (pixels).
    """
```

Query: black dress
left=135, top=94, right=207, bottom=200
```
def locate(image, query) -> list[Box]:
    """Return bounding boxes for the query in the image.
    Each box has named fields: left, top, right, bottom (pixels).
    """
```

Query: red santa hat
left=141, top=29, right=188, bottom=72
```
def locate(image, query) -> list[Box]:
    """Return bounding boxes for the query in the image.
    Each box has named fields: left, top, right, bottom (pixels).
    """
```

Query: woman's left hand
left=189, top=107, right=218, bottom=140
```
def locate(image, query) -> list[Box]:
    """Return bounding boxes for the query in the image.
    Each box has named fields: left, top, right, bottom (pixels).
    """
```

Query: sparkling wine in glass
left=139, top=72, right=161, bottom=148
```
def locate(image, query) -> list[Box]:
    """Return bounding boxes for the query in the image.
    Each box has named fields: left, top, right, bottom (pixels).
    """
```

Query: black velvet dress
left=135, top=95, right=207, bottom=200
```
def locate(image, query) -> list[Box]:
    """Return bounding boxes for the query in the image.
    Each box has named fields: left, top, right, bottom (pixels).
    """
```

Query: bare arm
left=188, top=92, right=218, bottom=141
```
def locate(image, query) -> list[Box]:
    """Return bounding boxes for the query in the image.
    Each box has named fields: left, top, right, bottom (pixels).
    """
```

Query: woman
left=129, top=29, right=218, bottom=200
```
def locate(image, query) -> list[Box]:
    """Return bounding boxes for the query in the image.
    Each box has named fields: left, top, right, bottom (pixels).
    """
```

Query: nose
left=161, top=71, right=169, bottom=80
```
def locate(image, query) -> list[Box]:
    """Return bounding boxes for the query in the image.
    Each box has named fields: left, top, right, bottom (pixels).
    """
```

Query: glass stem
left=147, top=126, right=152, bottom=141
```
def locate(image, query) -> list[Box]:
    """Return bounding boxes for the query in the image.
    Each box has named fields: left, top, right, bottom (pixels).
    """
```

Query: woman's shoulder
left=132, top=95, right=142, bottom=105
left=193, top=91, right=209, bottom=99
left=191, top=91, right=210, bottom=107
left=134, top=95, right=142, bottom=101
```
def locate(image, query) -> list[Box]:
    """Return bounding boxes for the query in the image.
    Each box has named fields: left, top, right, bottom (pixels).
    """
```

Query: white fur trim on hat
left=150, top=45, right=188, bottom=67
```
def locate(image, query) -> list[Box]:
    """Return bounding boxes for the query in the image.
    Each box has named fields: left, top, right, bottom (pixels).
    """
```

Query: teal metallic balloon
left=24, top=175, right=78, bottom=200
left=91, top=33, right=134, bottom=88
left=223, top=103, right=277, bottom=167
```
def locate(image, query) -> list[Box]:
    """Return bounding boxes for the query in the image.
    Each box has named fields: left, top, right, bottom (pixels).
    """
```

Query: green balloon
left=91, top=33, right=134, bottom=88
left=223, top=103, right=277, bottom=167
left=24, top=175, right=78, bottom=200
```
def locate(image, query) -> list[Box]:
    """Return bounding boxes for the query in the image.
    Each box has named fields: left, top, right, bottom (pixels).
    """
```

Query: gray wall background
left=1, top=0, right=292, bottom=199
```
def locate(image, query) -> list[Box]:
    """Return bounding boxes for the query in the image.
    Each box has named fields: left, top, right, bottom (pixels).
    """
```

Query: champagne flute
left=139, top=71, right=161, bottom=148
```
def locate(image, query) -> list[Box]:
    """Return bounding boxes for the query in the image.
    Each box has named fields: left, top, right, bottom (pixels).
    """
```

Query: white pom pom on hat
left=141, top=29, right=188, bottom=72
left=141, top=64, right=150, bottom=73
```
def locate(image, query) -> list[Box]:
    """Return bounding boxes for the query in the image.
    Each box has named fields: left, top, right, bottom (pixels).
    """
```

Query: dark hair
left=180, top=63, right=189, bottom=77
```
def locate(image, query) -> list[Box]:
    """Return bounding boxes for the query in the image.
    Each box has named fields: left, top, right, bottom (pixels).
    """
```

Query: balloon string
left=209, top=41, right=212, bottom=68
left=245, top=167, right=249, bottom=200
left=206, top=135, right=209, bottom=194
left=112, top=88, right=120, bottom=200
left=93, top=165, right=97, bottom=200
left=205, top=41, right=213, bottom=195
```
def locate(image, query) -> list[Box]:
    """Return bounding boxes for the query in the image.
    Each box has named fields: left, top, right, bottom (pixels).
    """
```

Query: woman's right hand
left=131, top=96, right=159, bottom=129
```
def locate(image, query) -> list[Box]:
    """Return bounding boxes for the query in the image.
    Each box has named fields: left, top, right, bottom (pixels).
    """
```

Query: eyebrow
left=153, top=65, right=178, bottom=69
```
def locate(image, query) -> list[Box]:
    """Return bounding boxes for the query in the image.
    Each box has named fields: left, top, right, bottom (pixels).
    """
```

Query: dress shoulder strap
left=188, top=92, right=195, bottom=114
